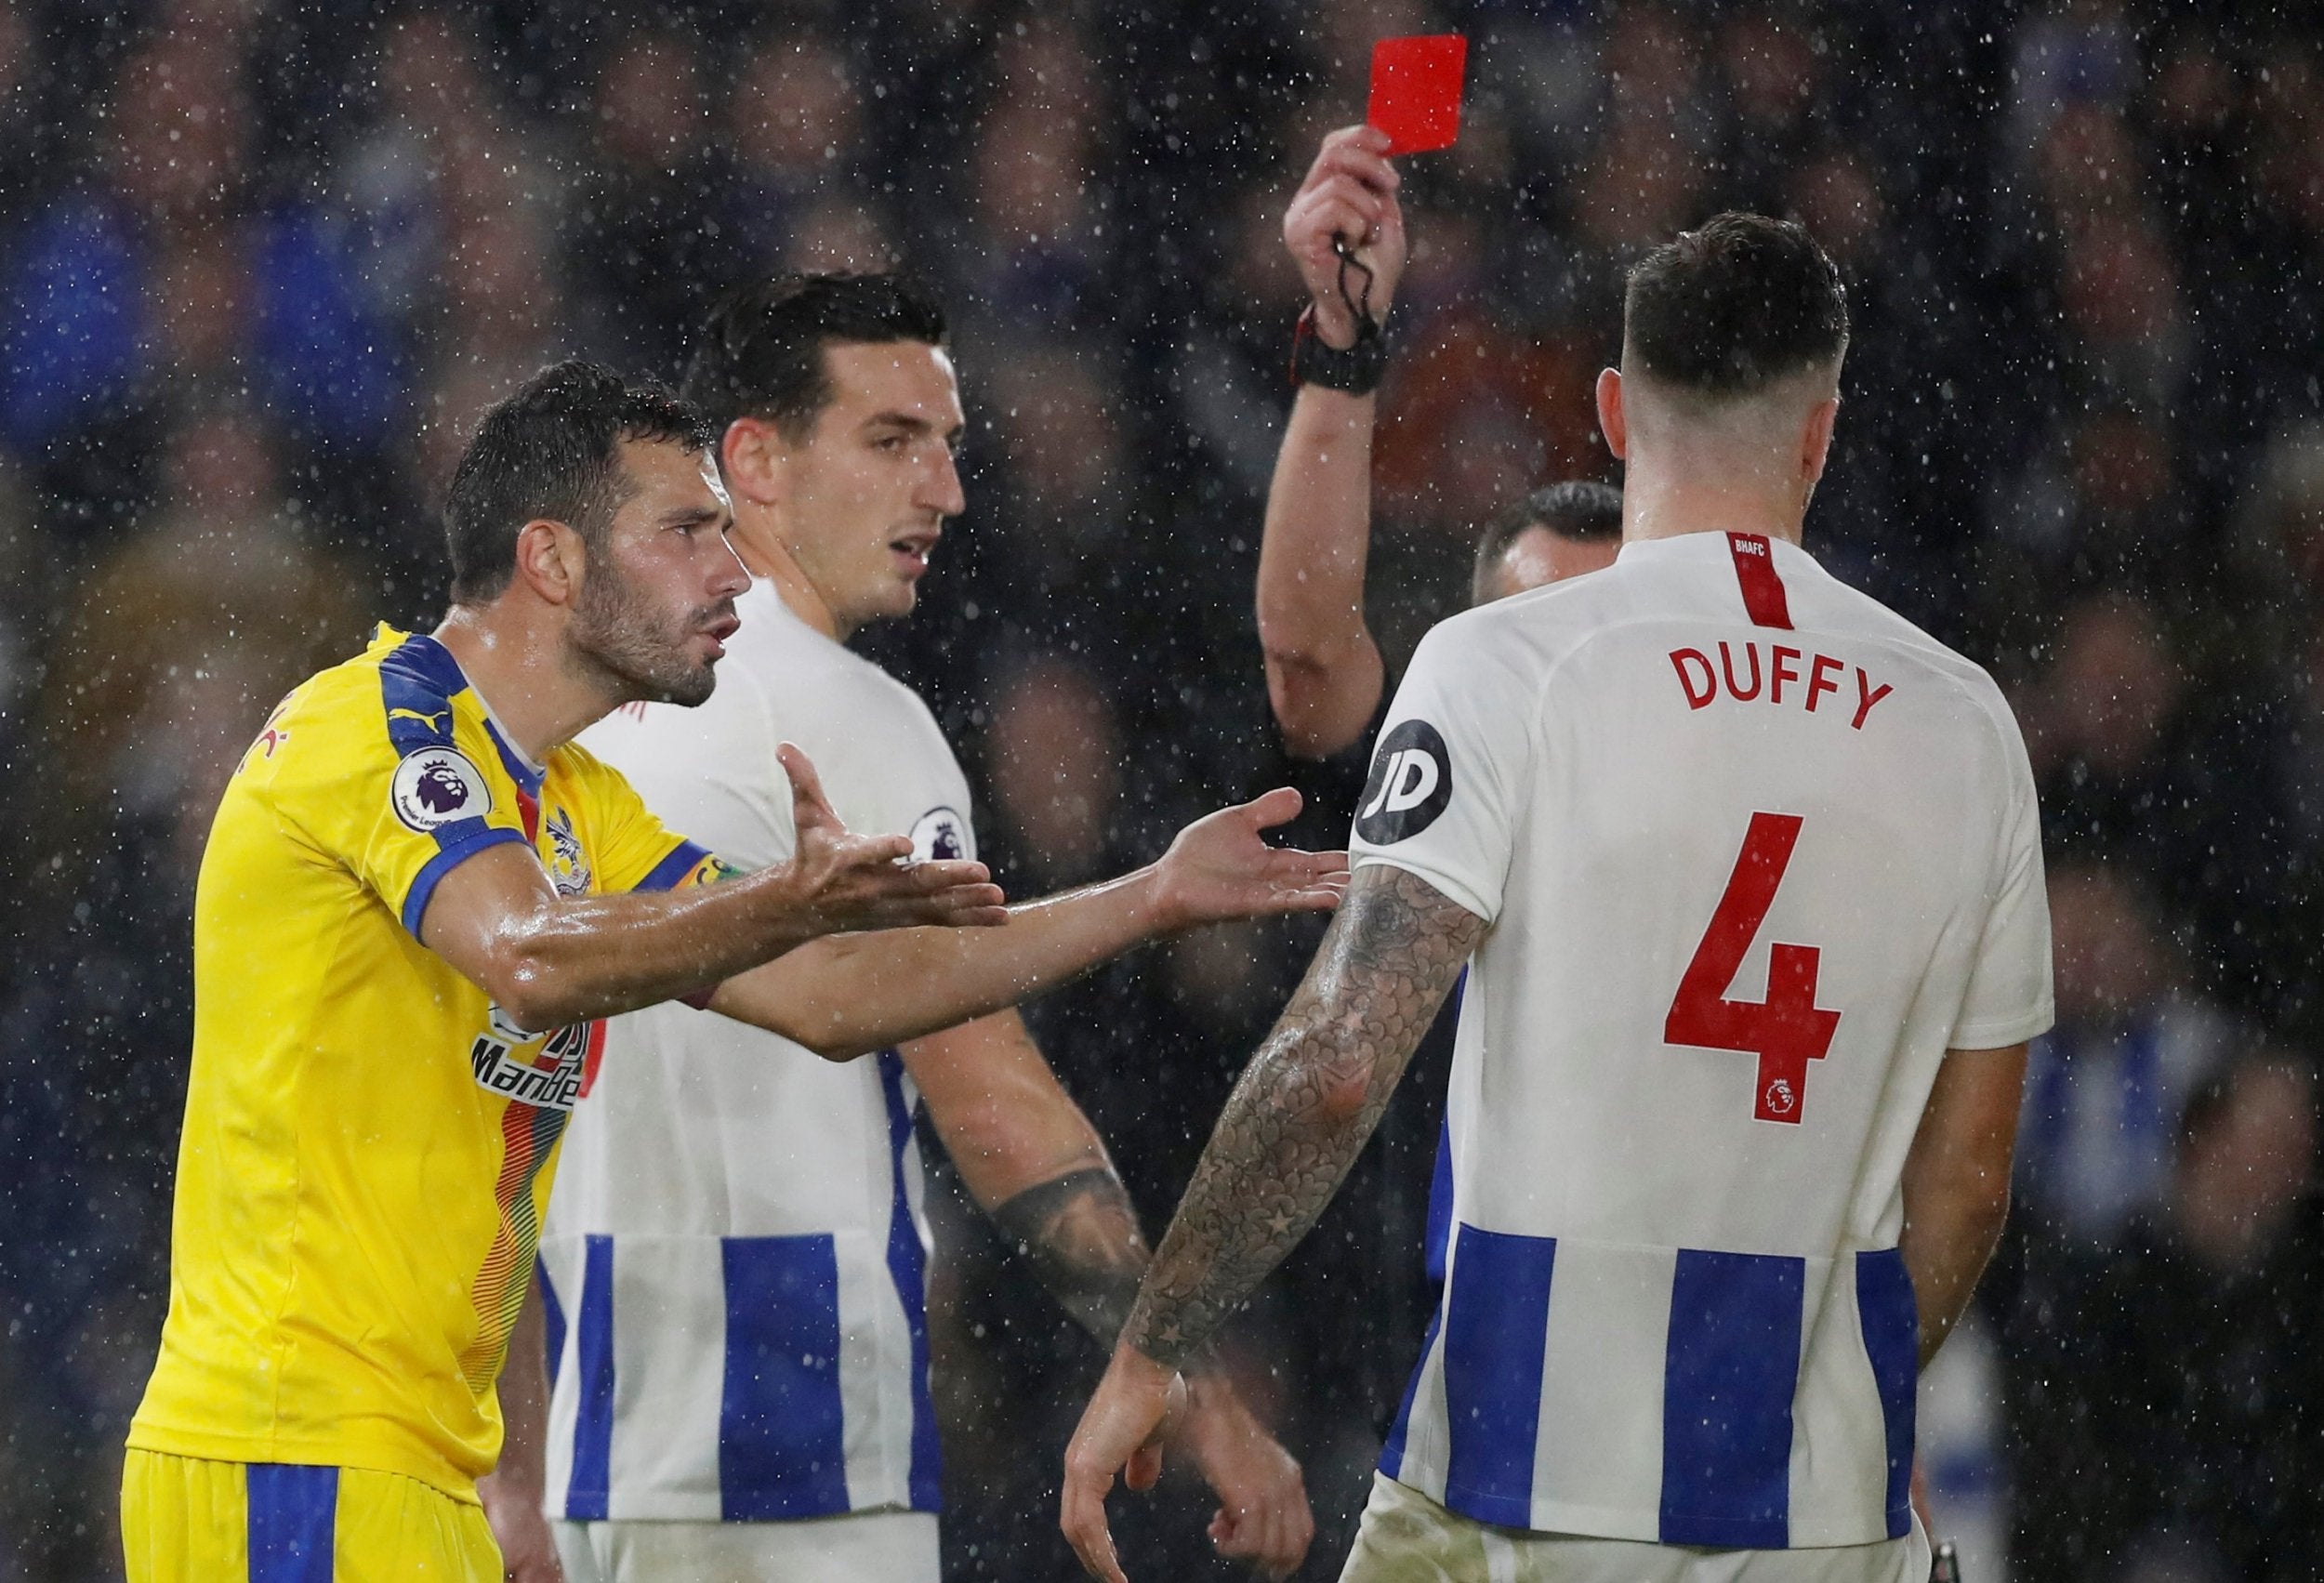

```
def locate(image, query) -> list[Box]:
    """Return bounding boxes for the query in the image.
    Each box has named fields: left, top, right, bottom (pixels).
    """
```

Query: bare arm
left=1899, top=1043, right=2028, bottom=1367
left=1124, top=864, right=1480, bottom=1368
left=911, top=1010, right=1315, bottom=1577
left=1255, top=125, right=1407, bottom=761
left=1256, top=388, right=1388, bottom=759
left=419, top=744, right=1003, bottom=1034
left=1059, top=864, right=1476, bottom=1583
left=711, top=788, right=1347, bottom=1061
left=479, top=1272, right=561, bottom=1582
left=907, top=1010, right=1150, bottom=1342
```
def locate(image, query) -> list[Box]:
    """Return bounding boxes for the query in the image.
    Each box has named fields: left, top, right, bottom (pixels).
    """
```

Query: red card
left=1367, top=34, right=1468, bottom=155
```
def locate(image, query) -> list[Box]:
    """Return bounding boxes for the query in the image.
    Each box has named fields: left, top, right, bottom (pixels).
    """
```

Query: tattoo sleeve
left=1121, top=864, right=1485, bottom=1369
left=990, top=1165, right=1154, bottom=1346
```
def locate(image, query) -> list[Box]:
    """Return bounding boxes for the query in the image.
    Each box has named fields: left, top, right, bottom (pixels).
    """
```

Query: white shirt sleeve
left=1948, top=706, right=2054, bottom=1049
left=1347, top=616, right=1533, bottom=924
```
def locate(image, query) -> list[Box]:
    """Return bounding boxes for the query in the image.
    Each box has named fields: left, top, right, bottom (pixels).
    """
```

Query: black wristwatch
left=1288, top=304, right=1391, bottom=395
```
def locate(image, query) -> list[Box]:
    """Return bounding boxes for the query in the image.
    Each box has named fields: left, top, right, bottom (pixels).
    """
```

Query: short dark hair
left=1472, top=481, right=1622, bottom=595
left=1624, top=213, right=1848, bottom=398
left=442, top=361, right=715, bottom=605
left=681, top=272, right=949, bottom=441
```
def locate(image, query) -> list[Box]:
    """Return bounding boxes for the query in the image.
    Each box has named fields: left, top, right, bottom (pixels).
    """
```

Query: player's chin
left=648, top=656, right=719, bottom=708
left=880, top=577, right=922, bottom=619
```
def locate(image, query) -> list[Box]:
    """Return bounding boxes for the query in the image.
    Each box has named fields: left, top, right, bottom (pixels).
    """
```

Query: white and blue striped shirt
left=539, top=583, right=971, bottom=1522
left=1355, top=534, right=2053, bottom=1549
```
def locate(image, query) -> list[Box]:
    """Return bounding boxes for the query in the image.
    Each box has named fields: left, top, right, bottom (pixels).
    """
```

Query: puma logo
left=389, top=706, right=450, bottom=732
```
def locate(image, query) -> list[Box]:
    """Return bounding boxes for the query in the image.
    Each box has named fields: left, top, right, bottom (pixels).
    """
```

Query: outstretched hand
left=1149, top=786, right=1349, bottom=932
left=778, top=743, right=1008, bottom=931
left=1062, top=1346, right=1187, bottom=1583
left=1285, top=124, right=1406, bottom=349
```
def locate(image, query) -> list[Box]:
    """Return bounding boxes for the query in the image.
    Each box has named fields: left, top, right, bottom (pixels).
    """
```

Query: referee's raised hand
left=777, top=742, right=1010, bottom=930
left=1284, top=124, right=1406, bottom=349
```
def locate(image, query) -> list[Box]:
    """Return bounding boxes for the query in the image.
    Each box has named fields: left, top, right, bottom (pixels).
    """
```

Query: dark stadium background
left=0, top=1, right=2318, bottom=1578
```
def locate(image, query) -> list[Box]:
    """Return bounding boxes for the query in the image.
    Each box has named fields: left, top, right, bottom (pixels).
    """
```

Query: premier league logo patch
left=910, top=806, right=969, bottom=863
left=1355, top=720, right=1453, bottom=844
left=391, top=746, right=491, bottom=831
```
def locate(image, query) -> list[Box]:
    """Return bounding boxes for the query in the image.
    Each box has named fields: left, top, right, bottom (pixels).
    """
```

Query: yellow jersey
left=127, top=627, right=724, bottom=1499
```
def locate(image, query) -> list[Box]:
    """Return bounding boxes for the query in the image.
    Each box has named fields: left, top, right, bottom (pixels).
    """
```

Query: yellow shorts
left=121, top=1449, right=500, bottom=1582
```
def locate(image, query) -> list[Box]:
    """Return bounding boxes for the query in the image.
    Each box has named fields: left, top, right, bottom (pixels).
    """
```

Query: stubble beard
left=570, top=560, right=721, bottom=708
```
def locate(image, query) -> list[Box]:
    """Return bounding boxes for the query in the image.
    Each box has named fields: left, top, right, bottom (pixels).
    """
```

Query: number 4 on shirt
left=1665, top=812, right=1842, bottom=1124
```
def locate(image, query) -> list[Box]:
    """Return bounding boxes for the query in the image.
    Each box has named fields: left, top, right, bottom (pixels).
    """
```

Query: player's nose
left=920, top=446, right=967, bottom=519
left=708, top=534, right=751, bottom=598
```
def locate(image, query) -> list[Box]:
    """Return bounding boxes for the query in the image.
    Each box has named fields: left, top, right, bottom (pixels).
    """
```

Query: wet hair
left=442, top=360, right=716, bottom=605
left=681, top=272, right=949, bottom=440
left=1624, top=213, right=1849, bottom=398
left=1472, top=481, right=1622, bottom=600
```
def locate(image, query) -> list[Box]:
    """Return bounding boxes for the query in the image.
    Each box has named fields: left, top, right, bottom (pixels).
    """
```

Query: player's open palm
left=777, top=743, right=1008, bottom=930
left=1151, top=786, right=1349, bottom=930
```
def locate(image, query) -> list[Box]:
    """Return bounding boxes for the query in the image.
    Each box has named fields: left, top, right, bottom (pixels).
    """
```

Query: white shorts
left=1341, top=1473, right=1930, bottom=1583
left=551, top=1510, right=940, bottom=1583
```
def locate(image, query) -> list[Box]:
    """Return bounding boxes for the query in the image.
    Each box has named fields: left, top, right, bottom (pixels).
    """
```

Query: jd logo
left=1355, top=720, right=1453, bottom=844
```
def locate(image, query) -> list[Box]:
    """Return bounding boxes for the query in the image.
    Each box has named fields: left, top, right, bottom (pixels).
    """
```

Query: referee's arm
left=1257, top=383, right=1388, bottom=760
left=1256, top=126, right=1405, bottom=760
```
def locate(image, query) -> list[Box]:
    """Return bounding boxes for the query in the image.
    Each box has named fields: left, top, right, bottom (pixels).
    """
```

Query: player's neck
left=431, top=605, right=614, bottom=764
left=1618, top=470, right=1806, bottom=547
left=731, top=506, right=845, bottom=642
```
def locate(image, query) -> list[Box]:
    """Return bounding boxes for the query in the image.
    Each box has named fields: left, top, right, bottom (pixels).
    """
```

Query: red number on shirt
left=1664, top=811, right=1841, bottom=1124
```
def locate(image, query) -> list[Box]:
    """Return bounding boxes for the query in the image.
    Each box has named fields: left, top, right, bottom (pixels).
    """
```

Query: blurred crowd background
left=0, top=0, right=2318, bottom=1579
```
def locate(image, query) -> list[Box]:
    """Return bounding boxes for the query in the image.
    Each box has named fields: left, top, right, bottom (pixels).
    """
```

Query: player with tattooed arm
left=1064, top=216, right=2051, bottom=1583
left=1257, top=126, right=1624, bottom=1360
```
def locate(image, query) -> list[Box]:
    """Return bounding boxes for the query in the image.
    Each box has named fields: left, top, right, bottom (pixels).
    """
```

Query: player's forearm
left=1257, top=387, right=1386, bottom=759
left=1120, top=866, right=1480, bottom=1369
left=486, top=1272, right=552, bottom=1497
left=1898, top=1167, right=2013, bottom=1368
left=487, top=866, right=825, bottom=1032
left=905, top=1016, right=1159, bottom=1346
left=711, top=866, right=1172, bottom=1059
left=1899, top=1044, right=2027, bottom=1367
left=993, top=1165, right=1155, bottom=1345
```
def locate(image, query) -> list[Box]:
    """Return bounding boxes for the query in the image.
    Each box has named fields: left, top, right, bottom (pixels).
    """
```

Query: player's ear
left=1596, top=367, right=1629, bottom=460
left=720, top=416, right=788, bottom=508
left=1800, top=393, right=1839, bottom=487
left=512, top=518, right=585, bottom=608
